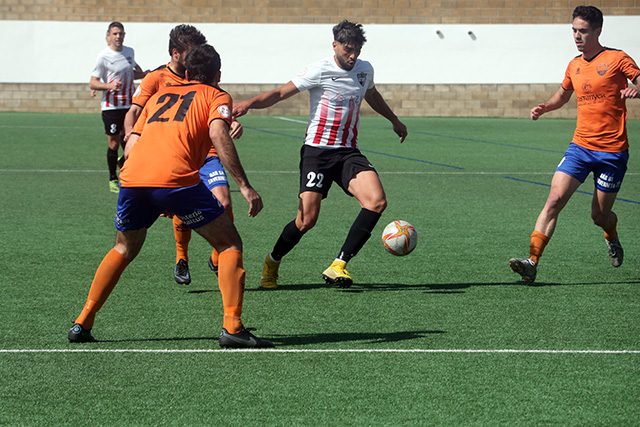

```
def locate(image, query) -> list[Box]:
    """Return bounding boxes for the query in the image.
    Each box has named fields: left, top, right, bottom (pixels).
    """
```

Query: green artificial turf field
left=0, top=112, right=638, bottom=425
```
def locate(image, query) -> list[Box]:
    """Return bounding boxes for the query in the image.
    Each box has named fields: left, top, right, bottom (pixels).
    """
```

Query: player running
left=509, top=5, right=639, bottom=283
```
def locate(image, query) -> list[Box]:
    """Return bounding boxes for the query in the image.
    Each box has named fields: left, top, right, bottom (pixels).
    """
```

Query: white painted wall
left=3, top=18, right=639, bottom=85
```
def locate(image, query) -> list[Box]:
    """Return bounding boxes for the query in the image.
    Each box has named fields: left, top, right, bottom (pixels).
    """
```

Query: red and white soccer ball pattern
left=382, top=220, right=417, bottom=256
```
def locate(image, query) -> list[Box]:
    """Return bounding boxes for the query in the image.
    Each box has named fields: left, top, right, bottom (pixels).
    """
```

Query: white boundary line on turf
left=1, top=349, right=639, bottom=354
left=276, top=116, right=307, bottom=124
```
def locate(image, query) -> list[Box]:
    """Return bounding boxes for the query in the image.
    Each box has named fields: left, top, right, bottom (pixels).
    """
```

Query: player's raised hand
left=531, top=103, right=546, bottom=120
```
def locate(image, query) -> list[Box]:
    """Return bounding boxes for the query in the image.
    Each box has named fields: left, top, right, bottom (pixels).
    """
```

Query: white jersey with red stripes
left=291, top=56, right=374, bottom=149
left=91, top=46, right=137, bottom=111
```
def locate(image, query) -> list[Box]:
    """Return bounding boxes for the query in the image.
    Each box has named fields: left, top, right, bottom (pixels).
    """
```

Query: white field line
left=276, top=116, right=307, bottom=124
left=1, top=349, right=638, bottom=354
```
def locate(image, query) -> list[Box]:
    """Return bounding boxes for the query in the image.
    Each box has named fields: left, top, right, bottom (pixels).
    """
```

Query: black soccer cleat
left=219, top=327, right=274, bottom=348
left=174, top=259, right=191, bottom=285
left=68, top=323, right=96, bottom=343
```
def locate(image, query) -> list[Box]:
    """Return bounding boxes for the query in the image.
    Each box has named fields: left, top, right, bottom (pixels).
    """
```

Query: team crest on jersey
left=582, top=80, right=592, bottom=93
left=218, top=105, right=230, bottom=118
left=596, top=62, right=609, bottom=76
left=357, top=72, right=367, bottom=87
left=298, top=67, right=309, bottom=77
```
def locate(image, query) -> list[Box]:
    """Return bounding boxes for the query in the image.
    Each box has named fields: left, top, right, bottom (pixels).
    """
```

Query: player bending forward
left=510, top=5, right=639, bottom=284
left=233, top=20, right=407, bottom=289
left=68, top=44, right=273, bottom=348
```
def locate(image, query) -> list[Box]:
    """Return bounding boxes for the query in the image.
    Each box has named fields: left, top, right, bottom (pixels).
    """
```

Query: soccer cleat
left=68, top=323, right=96, bottom=343
left=260, top=254, right=280, bottom=289
left=219, top=327, right=275, bottom=348
left=117, top=155, right=125, bottom=169
left=509, top=258, right=537, bottom=283
left=109, top=179, right=120, bottom=193
left=606, top=236, right=624, bottom=268
left=322, top=260, right=353, bottom=288
left=174, top=259, right=191, bottom=285
left=208, top=256, right=218, bottom=277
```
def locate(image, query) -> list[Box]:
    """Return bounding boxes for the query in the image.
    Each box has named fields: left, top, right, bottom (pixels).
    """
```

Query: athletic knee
left=591, top=211, right=610, bottom=228
left=543, top=192, right=567, bottom=213
left=363, top=198, right=387, bottom=214
left=296, top=216, right=317, bottom=233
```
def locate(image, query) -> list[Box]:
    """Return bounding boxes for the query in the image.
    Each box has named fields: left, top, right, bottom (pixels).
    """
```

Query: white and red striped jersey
left=91, top=46, right=137, bottom=111
left=292, top=57, right=374, bottom=149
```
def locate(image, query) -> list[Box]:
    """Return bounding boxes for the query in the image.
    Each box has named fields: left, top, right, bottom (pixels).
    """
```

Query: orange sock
left=173, top=216, right=192, bottom=263
left=529, top=230, right=550, bottom=265
left=603, top=213, right=618, bottom=242
left=74, top=249, right=130, bottom=329
left=210, top=208, right=234, bottom=268
left=218, top=249, right=244, bottom=334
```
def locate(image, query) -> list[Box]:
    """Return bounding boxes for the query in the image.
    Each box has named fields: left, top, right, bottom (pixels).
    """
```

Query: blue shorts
left=200, top=156, right=229, bottom=190
left=556, top=143, right=629, bottom=193
left=115, top=182, right=224, bottom=231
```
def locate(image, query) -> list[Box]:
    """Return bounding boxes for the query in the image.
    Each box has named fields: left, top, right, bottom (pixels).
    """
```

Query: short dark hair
left=573, top=5, right=603, bottom=29
left=107, top=22, right=124, bottom=35
left=168, top=24, right=207, bottom=56
left=332, top=20, right=366, bottom=47
left=185, top=44, right=221, bottom=84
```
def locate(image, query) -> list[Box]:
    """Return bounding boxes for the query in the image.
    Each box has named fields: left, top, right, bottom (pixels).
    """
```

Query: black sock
left=107, top=148, right=118, bottom=180
left=337, top=208, right=381, bottom=263
left=271, top=220, right=305, bottom=261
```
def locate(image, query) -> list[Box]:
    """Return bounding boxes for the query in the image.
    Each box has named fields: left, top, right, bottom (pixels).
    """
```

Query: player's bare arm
left=123, top=104, right=143, bottom=141
left=531, top=86, right=573, bottom=120
left=133, top=64, right=149, bottom=80
left=209, top=119, right=263, bottom=217
left=124, top=133, right=139, bottom=159
left=232, top=81, right=300, bottom=118
left=364, top=86, right=407, bottom=143
left=89, top=75, right=121, bottom=92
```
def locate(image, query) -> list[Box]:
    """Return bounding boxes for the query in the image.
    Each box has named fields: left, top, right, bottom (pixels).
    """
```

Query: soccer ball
left=382, top=220, right=417, bottom=256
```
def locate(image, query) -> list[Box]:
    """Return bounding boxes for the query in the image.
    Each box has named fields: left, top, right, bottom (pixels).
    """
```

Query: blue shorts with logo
left=115, top=181, right=224, bottom=231
left=200, top=156, right=229, bottom=190
left=556, top=143, right=629, bottom=193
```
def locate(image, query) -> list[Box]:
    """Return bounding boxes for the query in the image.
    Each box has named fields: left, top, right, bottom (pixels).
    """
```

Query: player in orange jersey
left=69, top=44, right=273, bottom=348
left=123, top=24, right=242, bottom=286
left=510, top=5, right=639, bottom=284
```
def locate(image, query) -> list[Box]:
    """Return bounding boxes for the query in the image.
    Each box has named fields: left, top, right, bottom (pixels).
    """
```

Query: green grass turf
left=0, top=112, right=638, bottom=425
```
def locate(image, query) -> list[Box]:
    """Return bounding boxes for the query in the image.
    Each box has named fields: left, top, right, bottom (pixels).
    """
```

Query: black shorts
left=299, top=145, right=377, bottom=199
left=101, top=109, right=128, bottom=136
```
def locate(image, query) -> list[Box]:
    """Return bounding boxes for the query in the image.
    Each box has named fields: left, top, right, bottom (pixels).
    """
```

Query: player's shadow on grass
left=90, top=330, right=444, bottom=345
left=267, top=330, right=445, bottom=347
left=184, top=279, right=640, bottom=295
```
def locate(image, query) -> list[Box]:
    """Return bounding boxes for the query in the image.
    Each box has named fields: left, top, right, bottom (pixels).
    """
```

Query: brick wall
left=2, top=0, right=639, bottom=24
left=2, top=82, right=639, bottom=119
left=1, top=1, right=639, bottom=118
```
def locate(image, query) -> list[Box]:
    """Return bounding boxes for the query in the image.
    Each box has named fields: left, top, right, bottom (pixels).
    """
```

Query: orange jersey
left=132, top=63, right=219, bottom=158
left=120, top=83, right=232, bottom=188
left=132, top=63, right=187, bottom=107
left=562, top=48, right=640, bottom=152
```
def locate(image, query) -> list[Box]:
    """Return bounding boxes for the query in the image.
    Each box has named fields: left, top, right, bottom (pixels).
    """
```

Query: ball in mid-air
left=382, top=220, right=417, bottom=256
